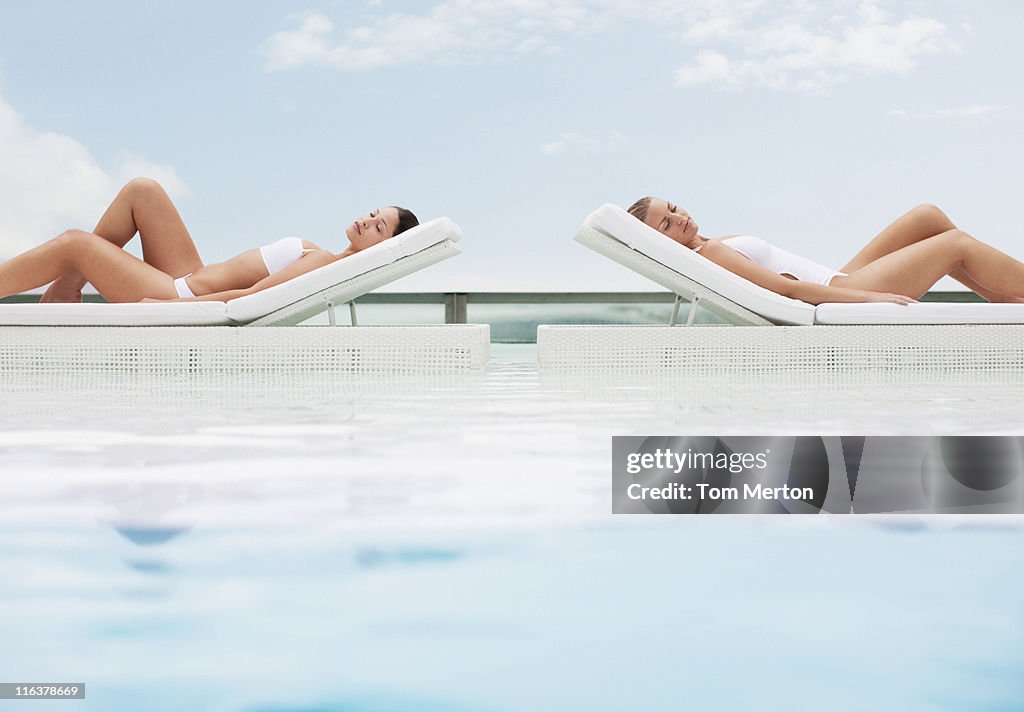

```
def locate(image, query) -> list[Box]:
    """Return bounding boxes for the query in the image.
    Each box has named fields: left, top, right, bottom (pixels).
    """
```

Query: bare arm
left=239, top=249, right=337, bottom=296
left=145, top=250, right=338, bottom=303
left=699, top=242, right=916, bottom=305
left=177, top=288, right=251, bottom=303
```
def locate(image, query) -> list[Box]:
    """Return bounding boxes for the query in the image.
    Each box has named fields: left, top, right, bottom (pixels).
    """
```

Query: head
left=627, top=196, right=700, bottom=248
left=345, top=206, right=419, bottom=251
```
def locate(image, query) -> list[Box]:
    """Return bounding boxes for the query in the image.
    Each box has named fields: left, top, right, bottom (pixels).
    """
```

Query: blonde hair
left=627, top=197, right=652, bottom=222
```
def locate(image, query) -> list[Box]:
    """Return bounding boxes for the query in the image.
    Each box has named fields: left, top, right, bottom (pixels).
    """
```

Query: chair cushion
left=0, top=302, right=230, bottom=326
left=815, top=302, right=1024, bottom=324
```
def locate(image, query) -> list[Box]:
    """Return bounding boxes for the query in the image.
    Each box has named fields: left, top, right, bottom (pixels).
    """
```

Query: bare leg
left=841, top=204, right=1017, bottom=302
left=831, top=229, right=1024, bottom=299
left=2, top=230, right=177, bottom=302
left=40, top=178, right=203, bottom=302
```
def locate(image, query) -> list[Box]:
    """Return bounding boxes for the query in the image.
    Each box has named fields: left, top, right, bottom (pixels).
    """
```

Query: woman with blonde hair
left=628, top=196, right=1024, bottom=305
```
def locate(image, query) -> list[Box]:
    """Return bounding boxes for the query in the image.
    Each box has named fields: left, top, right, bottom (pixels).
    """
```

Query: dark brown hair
left=391, top=206, right=419, bottom=237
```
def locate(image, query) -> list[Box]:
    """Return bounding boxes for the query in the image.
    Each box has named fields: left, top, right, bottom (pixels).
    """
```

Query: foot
left=39, top=281, right=83, bottom=303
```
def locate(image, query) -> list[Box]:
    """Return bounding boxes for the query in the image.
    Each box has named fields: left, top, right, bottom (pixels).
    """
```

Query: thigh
left=95, top=178, right=203, bottom=277
left=830, top=230, right=964, bottom=298
left=76, top=232, right=178, bottom=302
left=840, top=204, right=956, bottom=273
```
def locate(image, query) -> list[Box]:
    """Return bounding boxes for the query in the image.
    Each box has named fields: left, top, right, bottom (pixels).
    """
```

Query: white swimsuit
left=704, top=235, right=846, bottom=286
left=259, top=236, right=314, bottom=276
left=173, top=237, right=315, bottom=299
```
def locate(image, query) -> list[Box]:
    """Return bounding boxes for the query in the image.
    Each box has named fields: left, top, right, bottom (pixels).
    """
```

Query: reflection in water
left=1, top=346, right=1023, bottom=710
left=354, top=546, right=464, bottom=569
left=540, top=370, right=1024, bottom=434
left=0, top=370, right=488, bottom=431
left=242, top=694, right=488, bottom=712
left=94, top=483, right=199, bottom=602
left=123, top=559, right=175, bottom=575
left=2, top=522, right=1021, bottom=711
left=114, top=525, right=191, bottom=547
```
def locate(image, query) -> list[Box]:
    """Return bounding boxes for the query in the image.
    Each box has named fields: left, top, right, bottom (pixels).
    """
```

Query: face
left=345, top=207, right=401, bottom=250
left=643, top=198, right=700, bottom=247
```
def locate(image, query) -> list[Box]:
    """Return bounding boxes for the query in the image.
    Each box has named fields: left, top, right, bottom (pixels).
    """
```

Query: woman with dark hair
left=0, top=177, right=419, bottom=303
left=628, top=197, right=1024, bottom=305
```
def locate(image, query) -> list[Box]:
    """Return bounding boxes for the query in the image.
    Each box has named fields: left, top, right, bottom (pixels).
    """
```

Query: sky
left=0, top=0, right=1021, bottom=292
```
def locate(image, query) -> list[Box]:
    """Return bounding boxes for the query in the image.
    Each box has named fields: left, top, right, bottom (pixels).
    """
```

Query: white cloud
left=540, top=131, right=626, bottom=156
left=890, top=104, right=1008, bottom=121
left=541, top=140, right=566, bottom=155
left=259, top=1, right=960, bottom=93
left=0, top=93, right=187, bottom=260
left=675, top=51, right=738, bottom=87
left=675, top=1, right=957, bottom=91
left=261, top=2, right=745, bottom=72
left=262, top=4, right=584, bottom=71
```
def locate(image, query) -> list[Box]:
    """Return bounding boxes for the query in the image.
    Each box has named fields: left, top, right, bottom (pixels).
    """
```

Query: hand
left=139, top=297, right=170, bottom=303
left=860, top=291, right=917, bottom=305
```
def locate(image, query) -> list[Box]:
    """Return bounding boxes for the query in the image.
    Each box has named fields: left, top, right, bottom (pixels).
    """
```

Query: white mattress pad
left=0, top=302, right=230, bottom=326
left=814, top=302, right=1024, bottom=324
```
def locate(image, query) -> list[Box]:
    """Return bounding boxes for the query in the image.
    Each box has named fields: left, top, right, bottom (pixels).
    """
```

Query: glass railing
left=0, top=291, right=987, bottom=343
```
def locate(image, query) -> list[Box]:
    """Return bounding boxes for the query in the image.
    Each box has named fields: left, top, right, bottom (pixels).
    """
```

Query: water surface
left=1, top=345, right=1022, bottom=711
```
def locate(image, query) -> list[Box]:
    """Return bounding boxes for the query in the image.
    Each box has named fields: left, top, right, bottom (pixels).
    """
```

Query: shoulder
left=303, top=248, right=335, bottom=264
left=698, top=238, right=738, bottom=255
left=715, top=234, right=770, bottom=258
left=698, top=238, right=760, bottom=271
left=718, top=234, right=764, bottom=245
left=696, top=240, right=743, bottom=266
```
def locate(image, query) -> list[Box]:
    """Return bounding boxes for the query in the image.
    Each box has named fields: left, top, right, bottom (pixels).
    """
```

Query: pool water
left=1, top=344, right=1022, bottom=711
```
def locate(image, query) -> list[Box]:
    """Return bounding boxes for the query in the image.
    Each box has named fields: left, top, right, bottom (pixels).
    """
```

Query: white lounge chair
left=0, top=218, right=490, bottom=372
left=538, top=204, right=1024, bottom=375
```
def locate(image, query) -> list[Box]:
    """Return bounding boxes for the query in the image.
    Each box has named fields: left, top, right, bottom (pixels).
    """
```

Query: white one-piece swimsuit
left=702, top=235, right=846, bottom=286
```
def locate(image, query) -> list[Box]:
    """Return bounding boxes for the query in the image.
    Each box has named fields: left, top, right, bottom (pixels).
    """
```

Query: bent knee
left=911, top=203, right=954, bottom=229
left=123, top=176, right=164, bottom=197
left=912, top=203, right=942, bottom=215
left=54, top=229, right=90, bottom=247
left=935, top=228, right=975, bottom=251
left=51, top=230, right=93, bottom=267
